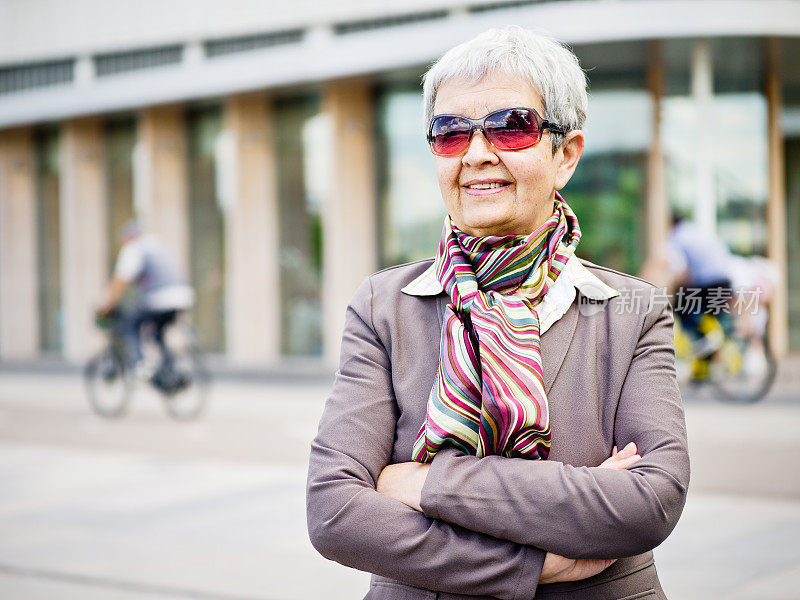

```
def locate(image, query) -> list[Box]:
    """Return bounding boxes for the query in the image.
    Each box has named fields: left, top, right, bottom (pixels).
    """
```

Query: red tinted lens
left=485, top=108, right=540, bottom=150
left=430, top=115, right=472, bottom=155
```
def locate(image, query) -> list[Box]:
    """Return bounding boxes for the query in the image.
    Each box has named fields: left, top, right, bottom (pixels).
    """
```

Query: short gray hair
left=422, top=26, right=588, bottom=152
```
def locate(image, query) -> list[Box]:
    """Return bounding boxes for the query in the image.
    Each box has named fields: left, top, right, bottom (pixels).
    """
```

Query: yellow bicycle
left=673, top=312, right=776, bottom=403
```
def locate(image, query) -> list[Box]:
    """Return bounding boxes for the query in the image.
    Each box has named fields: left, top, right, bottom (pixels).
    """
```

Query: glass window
left=712, top=90, right=768, bottom=255
left=105, top=117, right=136, bottom=273
left=34, top=127, right=62, bottom=353
left=187, top=105, right=226, bottom=353
left=376, top=84, right=444, bottom=268
left=564, top=152, right=648, bottom=275
left=712, top=38, right=768, bottom=256
left=662, top=38, right=769, bottom=256
left=574, top=41, right=648, bottom=92
left=275, top=95, right=324, bottom=357
left=662, top=38, right=697, bottom=218
left=564, top=42, right=651, bottom=275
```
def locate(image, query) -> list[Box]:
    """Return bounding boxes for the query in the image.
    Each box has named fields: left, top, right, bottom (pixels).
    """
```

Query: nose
left=462, top=129, right=500, bottom=167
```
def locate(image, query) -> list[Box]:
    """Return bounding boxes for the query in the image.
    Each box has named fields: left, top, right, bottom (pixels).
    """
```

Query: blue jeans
left=675, top=280, right=733, bottom=340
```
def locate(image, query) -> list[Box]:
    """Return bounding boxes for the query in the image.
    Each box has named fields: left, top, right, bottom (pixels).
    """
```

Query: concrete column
left=60, top=118, right=107, bottom=361
left=646, top=40, right=669, bottom=258
left=691, top=39, right=716, bottom=233
left=0, top=128, right=39, bottom=360
left=766, top=38, right=788, bottom=358
left=222, top=94, right=281, bottom=366
left=322, top=79, right=378, bottom=367
left=135, top=105, right=190, bottom=274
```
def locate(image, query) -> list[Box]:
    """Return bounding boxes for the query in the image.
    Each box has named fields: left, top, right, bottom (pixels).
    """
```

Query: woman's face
left=432, top=70, right=584, bottom=236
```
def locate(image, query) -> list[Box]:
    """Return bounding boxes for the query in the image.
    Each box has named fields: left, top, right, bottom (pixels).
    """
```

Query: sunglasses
left=427, top=107, right=567, bottom=156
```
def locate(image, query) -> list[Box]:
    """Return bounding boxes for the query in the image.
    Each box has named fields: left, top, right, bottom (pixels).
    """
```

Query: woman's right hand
left=598, top=442, right=641, bottom=471
left=539, top=442, right=641, bottom=584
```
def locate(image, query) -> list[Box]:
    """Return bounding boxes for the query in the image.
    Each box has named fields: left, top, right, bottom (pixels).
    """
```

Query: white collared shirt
left=401, top=254, right=619, bottom=334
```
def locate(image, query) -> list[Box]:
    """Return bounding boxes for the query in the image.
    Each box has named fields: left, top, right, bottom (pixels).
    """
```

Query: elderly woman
left=307, top=26, right=689, bottom=600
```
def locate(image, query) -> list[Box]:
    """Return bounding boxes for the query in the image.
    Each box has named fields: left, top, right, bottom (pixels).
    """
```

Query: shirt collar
left=400, top=254, right=619, bottom=301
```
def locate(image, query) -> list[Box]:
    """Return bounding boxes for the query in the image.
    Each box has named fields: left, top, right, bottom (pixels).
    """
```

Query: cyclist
left=641, top=212, right=779, bottom=393
left=667, top=213, right=734, bottom=330
left=639, top=212, right=736, bottom=380
left=97, top=220, right=194, bottom=377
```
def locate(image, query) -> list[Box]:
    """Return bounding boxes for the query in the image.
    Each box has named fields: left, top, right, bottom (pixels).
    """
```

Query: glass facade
left=104, top=117, right=136, bottom=274
left=376, top=84, right=444, bottom=268
left=712, top=38, right=768, bottom=256
left=662, top=38, right=696, bottom=219
left=563, top=150, right=648, bottom=274
left=275, top=95, right=324, bottom=356
left=663, top=38, right=769, bottom=256
left=34, top=127, right=61, bottom=353
left=565, top=42, right=650, bottom=275
left=187, top=105, right=226, bottom=353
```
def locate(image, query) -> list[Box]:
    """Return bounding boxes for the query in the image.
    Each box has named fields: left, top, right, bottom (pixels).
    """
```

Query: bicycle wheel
left=710, top=334, right=777, bottom=403
left=84, top=349, right=133, bottom=418
left=157, top=348, right=211, bottom=420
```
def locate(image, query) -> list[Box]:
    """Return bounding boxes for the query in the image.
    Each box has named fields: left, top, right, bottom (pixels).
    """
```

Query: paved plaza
left=0, top=368, right=798, bottom=599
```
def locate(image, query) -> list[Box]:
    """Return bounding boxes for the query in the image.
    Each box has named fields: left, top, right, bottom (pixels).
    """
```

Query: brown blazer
left=307, top=258, right=690, bottom=600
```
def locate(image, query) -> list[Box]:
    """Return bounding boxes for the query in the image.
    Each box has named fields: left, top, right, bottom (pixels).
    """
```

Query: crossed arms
left=306, top=277, right=690, bottom=600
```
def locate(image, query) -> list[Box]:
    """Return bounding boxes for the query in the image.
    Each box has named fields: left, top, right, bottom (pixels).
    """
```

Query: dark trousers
left=122, top=308, right=178, bottom=368
left=675, top=280, right=733, bottom=340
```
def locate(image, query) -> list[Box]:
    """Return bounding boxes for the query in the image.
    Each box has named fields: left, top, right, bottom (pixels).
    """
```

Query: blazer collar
left=417, top=254, right=613, bottom=393
left=402, top=254, right=619, bottom=301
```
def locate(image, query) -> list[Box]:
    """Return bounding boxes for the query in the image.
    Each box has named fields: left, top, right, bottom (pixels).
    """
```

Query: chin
left=459, top=219, right=513, bottom=237
left=457, top=210, right=513, bottom=236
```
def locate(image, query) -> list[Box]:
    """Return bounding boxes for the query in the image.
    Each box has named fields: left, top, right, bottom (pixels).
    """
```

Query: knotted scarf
left=411, top=194, right=581, bottom=462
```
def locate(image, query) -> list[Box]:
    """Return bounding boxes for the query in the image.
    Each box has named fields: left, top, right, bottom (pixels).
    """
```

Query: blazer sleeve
left=306, top=276, right=545, bottom=600
left=419, top=295, right=690, bottom=559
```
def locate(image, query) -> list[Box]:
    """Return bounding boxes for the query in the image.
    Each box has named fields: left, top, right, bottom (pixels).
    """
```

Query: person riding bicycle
left=641, top=211, right=778, bottom=391
left=97, top=220, right=194, bottom=378
left=665, top=212, right=735, bottom=345
left=636, top=211, right=737, bottom=381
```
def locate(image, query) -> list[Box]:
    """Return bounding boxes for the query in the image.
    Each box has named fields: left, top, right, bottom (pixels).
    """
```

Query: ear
left=553, top=130, right=585, bottom=191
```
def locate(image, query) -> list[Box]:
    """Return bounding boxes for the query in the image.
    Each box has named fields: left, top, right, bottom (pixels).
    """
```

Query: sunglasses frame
left=426, top=106, right=568, bottom=157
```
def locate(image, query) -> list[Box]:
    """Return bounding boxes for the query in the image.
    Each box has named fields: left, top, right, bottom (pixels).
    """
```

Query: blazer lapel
left=436, top=293, right=447, bottom=328
left=540, top=301, right=579, bottom=392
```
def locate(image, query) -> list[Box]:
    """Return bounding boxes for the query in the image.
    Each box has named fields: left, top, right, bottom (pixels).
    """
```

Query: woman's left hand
left=376, top=462, right=431, bottom=511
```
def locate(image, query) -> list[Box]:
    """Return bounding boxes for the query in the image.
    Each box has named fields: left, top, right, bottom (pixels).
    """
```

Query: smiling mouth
left=464, top=182, right=510, bottom=190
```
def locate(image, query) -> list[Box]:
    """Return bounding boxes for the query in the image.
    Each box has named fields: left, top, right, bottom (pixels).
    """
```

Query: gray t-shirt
left=114, top=235, right=194, bottom=311
left=666, top=220, right=732, bottom=287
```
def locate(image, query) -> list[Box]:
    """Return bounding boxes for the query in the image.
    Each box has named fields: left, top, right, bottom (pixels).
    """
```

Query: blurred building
left=1, top=0, right=799, bottom=368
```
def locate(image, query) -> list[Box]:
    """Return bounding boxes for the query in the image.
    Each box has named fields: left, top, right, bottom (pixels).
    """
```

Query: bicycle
left=84, top=309, right=211, bottom=419
left=673, top=308, right=777, bottom=404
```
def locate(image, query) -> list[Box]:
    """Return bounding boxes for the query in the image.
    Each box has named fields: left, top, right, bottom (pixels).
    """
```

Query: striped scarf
left=412, top=195, right=581, bottom=461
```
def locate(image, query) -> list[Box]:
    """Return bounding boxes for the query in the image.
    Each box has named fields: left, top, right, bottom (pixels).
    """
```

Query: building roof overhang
left=1, top=0, right=800, bottom=129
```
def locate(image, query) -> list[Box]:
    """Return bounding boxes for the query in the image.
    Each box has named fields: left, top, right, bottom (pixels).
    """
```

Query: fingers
left=617, top=441, right=637, bottom=457
left=613, top=454, right=642, bottom=470
left=541, top=554, right=618, bottom=584
left=598, top=441, right=642, bottom=470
